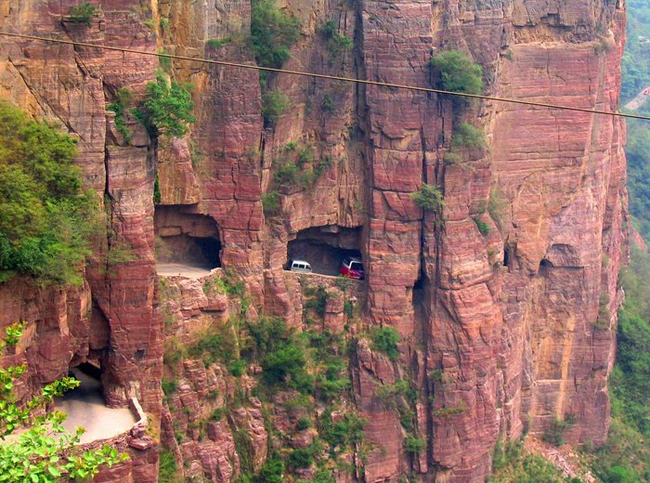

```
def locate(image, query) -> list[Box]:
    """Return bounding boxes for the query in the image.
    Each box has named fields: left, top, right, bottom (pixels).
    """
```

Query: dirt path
left=55, top=369, right=135, bottom=444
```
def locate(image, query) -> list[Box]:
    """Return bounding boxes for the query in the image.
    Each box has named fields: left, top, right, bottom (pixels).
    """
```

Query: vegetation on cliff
left=135, top=73, right=195, bottom=138
left=250, top=0, right=301, bottom=71
left=430, top=50, right=483, bottom=96
left=0, top=102, right=100, bottom=285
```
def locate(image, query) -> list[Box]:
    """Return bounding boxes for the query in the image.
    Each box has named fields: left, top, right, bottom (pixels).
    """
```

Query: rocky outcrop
left=0, top=0, right=628, bottom=482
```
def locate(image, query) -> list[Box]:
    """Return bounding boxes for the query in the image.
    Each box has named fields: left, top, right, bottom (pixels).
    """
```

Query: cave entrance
left=154, top=206, right=222, bottom=278
left=56, top=361, right=135, bottom=444
left=286, top=226, right=363, bottom=277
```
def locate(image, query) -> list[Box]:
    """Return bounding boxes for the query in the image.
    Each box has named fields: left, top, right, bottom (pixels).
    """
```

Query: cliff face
left=0, top=0, right=628, bottom=482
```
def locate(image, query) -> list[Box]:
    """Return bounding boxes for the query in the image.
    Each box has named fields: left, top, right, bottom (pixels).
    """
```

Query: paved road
left=55, top=369, right=135, bottom=444
left=156, top=262, right=214, bottom=280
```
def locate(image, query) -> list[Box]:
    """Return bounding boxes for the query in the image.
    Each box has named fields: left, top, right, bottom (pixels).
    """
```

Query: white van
left=288, top=259, right=312, bottom=273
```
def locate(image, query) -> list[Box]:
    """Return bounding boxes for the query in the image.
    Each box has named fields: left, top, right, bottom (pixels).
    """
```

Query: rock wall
left=0, top=0, right=628, bottom=482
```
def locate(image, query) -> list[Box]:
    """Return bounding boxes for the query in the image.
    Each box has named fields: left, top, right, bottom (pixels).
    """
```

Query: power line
left=1, top=30, right=649, bottom=121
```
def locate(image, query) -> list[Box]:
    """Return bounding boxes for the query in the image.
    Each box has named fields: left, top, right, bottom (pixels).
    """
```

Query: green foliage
left=262, top=90, right=290, bottom=126
left=287, top=445, right=318, bottom=469
left=488, top=187, right=508, bottom=230
left=135, top=72, right=195, bottom=138
left=262, top=191, right=281, bottom=217
left=318, top=410, right=366, bottom=456
left=430, top=50, right=483, bottom=95
left=412, top=183, right=445, bottom=215
left=0, top=324, right=127, bottom=481
left=304, top=285, right=329, bottom=318
left=256, top=454, right=284, bottom=483
left=69, top=3, right=98, bottom=26
left=322, top=20, right=353, bottom=61
left=0, top=102, right=101, bottom=285
left=452, top=122, right=486, bottom=149
left=250, top=0, right=301, bottom=69
left=158, top=449, right=182, bottom=483
left=542, top=414, right=576, bottom=446
left=404, top=435, right=425, bottom=454
left=474, top=217, right=491, bottom=236
left=296, top=417, right=311, bottom=431
left=489, top=439, right=570, bottom=482
left=206, top=37, right=232, bottom=49
left=107, top=87, right=133, bottom=141
left=244, top=317, right=313, bottom=394
left=370, top=326, right=400, bottom=360
left=621, top=0, right=650, bottom=103
left=162, top=378, right=178, bottom=396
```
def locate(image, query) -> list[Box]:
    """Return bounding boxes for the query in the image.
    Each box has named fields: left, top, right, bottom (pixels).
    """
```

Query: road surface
left=55, top=368, right=136, bottom=444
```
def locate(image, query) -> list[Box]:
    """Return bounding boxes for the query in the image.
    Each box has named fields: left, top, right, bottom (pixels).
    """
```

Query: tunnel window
left=286, top=226, right=363, bottom=277
left=154, top=206, right=222, bottom=270
left=503, top=246, right=511, bottom=267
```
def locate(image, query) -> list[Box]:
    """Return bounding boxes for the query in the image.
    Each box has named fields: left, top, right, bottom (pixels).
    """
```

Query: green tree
left=0, top=324, right=126, bottom=481
left=250, top=0, right=301, bottom=69
left=0, top=102, right=101, bottom=285
left=135, top=73, right=195, bottom=138
left=430, top=50, right=483, bottom=95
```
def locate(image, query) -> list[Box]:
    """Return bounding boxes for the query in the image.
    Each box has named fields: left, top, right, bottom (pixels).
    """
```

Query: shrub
left=542, top=414, right=576, bottom=446
left=262, top=90, right=289, bottom=126
left=371, top=327, right=400, bottom=360
left=430, top=50, right=483, bottom=95
left=162, top=379, right=178, bottom=396
left=474, top=217, right=491, bottom=236
left=250, top=0, right=301, bottom=69
left=135, top=73, right=195, bottom=138
left=412, top=183, right=445, bottom=214
left=229, top=359, right=247, bottom=377
left=404, top=435, right=425, bottom=454
left=262, top=191, right=281, bottom=217
left=488, top=187, right=508, bottom=229
left=107, top=87, right=133, bottom=141
left=206, top=37, right=231, bottom=49
left=322, top=20, right=353, bottom=60
left=287, top=445, right=317, bottom=469
left=452, top=122, right=486, bottom=149
left=296, top=417, right=311, bottom=431
left=274, top=161, right=299, bottom=186
left=257, top=454, right=284, bottom=483
left=0, top=102, right=101, bottom=285
left=159, top=449, right=181, bottom=483
left=304, top=285, right=329, bottom=318
left=69, top=3, right=98, bottom=26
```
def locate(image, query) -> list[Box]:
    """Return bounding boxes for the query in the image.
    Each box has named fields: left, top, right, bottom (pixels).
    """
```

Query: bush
left=371, top=327, right=400, bottom=360
left=135, top=73, right=195, bottom=138
left=251, top=0, right=301, bottom=69
left=404, top=435, right=425, bottom=454
left=322, top=20, right=353, bottom=60
left=430, top=50, right=483, bottom=95
left=452, top=122, right=486, bottom=149
left=296, top=417, right=311, bottom=431
left=262, top=191, right=281, bottom=217
left=107, top=87, right=133, bottom=141
left=488, top=187, right=508, bottom=230
left=474, top=217, right=491, bottom=236
left=412, top=183, right=445, bottom=215
left=542, top=414, right=576, bottom=446
left=262, top=90, right=289, bottom=126
left=158, top=449, right=182, bottom=483
left=0, top=102, right=101, bottom=285
left=69, top=3, right=98, bottom=26
left=206, top=37, right=231, bottom=49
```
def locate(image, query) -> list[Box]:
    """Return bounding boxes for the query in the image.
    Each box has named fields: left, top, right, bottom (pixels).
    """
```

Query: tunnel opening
left=154, top=205, right=222, bottom=276
left=57, top=361, right=136, bottom=444
left=286, top=226, right=363, bottom=277
left=504, top=246, right=511, bottom=267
